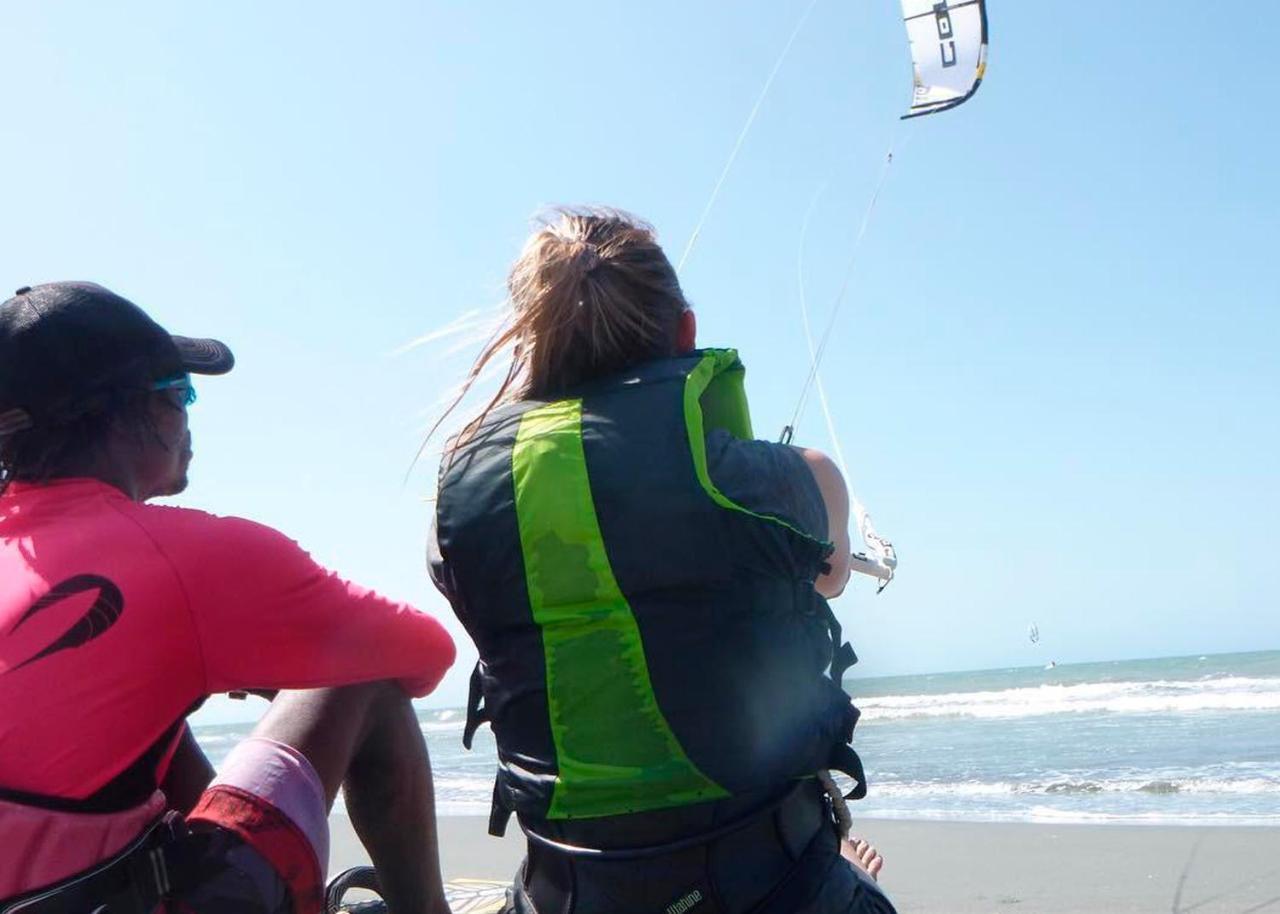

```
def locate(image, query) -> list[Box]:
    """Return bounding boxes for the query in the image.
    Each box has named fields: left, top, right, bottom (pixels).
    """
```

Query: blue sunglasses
left=151, top=373, right=197, bottom=407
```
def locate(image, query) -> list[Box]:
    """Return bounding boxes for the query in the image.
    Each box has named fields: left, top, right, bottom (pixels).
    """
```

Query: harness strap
left=487, top=778, right=513, bottom=838
left=0, top=812, right=189, bottom=914
left=515, top=780, right=848, bottom=914
left=817, top=771, right=853, bottom=839
left=518, top=782, right=804, bottom=861
left=462, top=661, right=510, bottom=837
left=819, top=597, right=859, bottom=684
left=462, top=661, right=489, bottom=751
left=827, top=744, right=868, bottom=801
left=815, top=594, right=868, bottom=801
left=747, top=822, right=843, bottom=914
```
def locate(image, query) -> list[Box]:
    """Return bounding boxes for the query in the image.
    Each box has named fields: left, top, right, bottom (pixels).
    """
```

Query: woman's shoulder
left=704, top=430, right=828, bottom=540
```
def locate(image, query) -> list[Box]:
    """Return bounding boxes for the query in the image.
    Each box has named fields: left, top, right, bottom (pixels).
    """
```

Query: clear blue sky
left=3, top=1, right=1276, bottom=719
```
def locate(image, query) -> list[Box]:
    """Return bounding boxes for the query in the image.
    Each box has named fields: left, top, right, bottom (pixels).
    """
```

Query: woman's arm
left=794, top=447, right=853, bottom=599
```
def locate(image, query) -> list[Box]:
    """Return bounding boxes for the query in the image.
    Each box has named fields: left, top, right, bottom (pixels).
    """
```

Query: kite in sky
left=900, top=0, right=989, bottom=118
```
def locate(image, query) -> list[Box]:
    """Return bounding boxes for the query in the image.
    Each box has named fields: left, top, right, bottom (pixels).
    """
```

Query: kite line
left=676, top=0, right=823, bottom=272
left=675, top=0, right=989, bottom=588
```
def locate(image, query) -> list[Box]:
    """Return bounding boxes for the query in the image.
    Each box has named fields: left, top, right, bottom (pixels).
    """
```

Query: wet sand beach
left=330, top=816, right=1280, bottom=914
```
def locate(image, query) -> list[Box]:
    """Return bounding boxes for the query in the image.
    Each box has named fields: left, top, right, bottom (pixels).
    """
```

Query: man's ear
left=676, top=309, right=698, bottom=353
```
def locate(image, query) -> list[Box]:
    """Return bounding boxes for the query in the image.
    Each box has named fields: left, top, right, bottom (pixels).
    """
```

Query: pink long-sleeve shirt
left=0, top=478, right=455, bottom=895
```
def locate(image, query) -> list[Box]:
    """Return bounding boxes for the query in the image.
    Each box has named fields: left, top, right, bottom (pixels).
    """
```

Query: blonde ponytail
left=432, top=207, right=688, bottom=453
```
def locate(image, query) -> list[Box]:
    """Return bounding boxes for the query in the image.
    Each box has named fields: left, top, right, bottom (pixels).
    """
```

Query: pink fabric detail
left=209, top=737, right=330, bottom=877
left=0, top=789, right=165, bottom=899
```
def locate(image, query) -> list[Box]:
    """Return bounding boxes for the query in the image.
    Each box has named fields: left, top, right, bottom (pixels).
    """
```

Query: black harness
left=508, top=780, right=896, bottom=914
left=0, top=711, right=197, bottom=913
left=0, top=811, right=190, bottom=914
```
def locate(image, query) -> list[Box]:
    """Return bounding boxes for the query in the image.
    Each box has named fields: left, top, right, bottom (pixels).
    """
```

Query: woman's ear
left=676, top=309, right=698, bottom=353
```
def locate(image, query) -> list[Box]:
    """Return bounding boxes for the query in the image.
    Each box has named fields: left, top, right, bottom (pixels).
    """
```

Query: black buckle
left=463, top=662, right=490, bottom=750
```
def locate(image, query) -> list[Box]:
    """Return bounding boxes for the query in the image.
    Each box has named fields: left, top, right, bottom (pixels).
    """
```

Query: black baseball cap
left=0, top=282, right=234, bottom=436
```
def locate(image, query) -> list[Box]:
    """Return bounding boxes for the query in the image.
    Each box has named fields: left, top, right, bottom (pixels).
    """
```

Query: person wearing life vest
left=429, top=209, right=896, bottom=914
left=0, top=283, right=457, bottom=914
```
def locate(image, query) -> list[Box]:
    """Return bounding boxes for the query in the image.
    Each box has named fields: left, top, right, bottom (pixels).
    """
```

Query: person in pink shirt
left=0, top=283, right=457, bottom=914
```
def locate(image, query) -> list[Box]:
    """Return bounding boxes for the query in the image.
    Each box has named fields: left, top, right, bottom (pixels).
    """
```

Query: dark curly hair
left=0, top=388, right=159, bottom=496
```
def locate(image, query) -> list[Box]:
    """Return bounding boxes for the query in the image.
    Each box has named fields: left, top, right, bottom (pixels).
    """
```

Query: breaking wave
left=857, top=677, right=1280, bottom=721
left=869, top=776, right=1280, bottom=799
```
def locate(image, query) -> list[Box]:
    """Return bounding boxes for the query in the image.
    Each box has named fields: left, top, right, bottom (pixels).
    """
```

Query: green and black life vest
left=434, top=349, right=865, bottom=832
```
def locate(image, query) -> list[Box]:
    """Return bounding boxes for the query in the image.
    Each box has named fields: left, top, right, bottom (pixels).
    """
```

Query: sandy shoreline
left=328, top=815, right=1280, bottom=913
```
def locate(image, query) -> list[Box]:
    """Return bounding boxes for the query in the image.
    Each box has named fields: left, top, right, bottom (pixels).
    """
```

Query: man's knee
left=261, top=680, right=404, bottom=734
left=250, top=680, right=412, bottom=801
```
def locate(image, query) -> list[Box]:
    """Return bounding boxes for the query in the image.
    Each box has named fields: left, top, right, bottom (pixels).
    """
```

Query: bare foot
left=841, top=837, right=884, bottom=881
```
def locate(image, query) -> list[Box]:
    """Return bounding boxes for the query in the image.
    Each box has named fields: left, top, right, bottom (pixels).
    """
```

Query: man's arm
left=159, top=514, right=456, bottom=699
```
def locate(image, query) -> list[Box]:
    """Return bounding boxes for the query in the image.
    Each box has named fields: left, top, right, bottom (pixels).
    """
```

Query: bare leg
left=161, top=726, right=217, bottom=814
left=251, top=682, right=449, bottom=914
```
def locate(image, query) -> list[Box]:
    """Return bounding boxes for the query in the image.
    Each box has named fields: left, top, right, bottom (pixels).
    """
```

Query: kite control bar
left=849, top=551, right=895, bottom=584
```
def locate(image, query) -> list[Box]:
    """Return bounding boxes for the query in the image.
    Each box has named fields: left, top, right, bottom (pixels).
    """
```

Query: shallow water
left=192, top=650, right=1280, bottom=824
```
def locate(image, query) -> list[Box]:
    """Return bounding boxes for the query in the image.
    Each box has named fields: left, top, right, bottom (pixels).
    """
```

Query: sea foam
left=856, top=676, right=1280, bottom=721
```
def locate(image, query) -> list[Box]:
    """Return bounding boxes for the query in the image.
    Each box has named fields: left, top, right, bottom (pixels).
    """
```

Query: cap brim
left=172, top=336, right=235, bottom=375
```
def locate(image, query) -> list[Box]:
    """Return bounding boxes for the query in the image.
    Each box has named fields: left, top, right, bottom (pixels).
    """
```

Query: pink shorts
left=186, top=738, right=329, bottom=914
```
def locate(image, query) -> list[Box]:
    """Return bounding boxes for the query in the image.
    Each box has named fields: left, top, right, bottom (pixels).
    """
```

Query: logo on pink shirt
left=8, top=575, right=123, bottom=671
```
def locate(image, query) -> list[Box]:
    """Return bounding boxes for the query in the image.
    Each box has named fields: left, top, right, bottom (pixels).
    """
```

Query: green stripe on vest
left=683, top=350, right=829, bottom=546
left=511, top=398, right=728, bottom=818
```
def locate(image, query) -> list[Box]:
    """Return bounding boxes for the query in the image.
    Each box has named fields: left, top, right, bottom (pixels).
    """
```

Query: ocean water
left=192, top=650, right=1280, bottom=826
